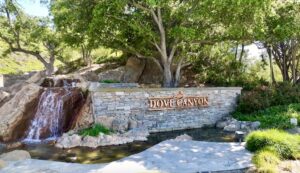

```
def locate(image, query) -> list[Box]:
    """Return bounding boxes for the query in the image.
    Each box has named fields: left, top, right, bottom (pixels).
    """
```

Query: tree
left=51, top=0, right=97, bottom=66
left=0, top=0, right=62, bottom=75
left=51, top=0, right=270, bottom=87
left=258, top=1, right=300, bottom=83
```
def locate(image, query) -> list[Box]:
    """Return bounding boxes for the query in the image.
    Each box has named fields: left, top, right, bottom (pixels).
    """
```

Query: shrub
left=237, top=83, right=300, bottom=114
left=233, top=104, right=300, bottom=129
left=252, top=148, right=280, bottom=173
left=246, top=129, right=300, bottom=159
left=78, top=124, right=111, bottom=137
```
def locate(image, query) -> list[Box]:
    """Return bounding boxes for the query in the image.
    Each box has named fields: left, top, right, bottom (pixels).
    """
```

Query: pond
left=6, top=128, right=235, bottom=164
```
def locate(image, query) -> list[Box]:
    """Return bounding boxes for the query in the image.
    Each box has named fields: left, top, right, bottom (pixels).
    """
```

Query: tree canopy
left=0, top=0, right=62, bottom=75
left=51, top=0, right=272, bottom=87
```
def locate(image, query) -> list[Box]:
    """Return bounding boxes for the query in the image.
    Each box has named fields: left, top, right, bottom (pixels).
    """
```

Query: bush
left=246, top=129, right=300, bottom=159
left=252, top=148, right=280, bottom=173
left=233, top=104, right=300, bottom=129
left=237, top=83, right=300, bottom=113
left=78, top=124, right=111, bottom=137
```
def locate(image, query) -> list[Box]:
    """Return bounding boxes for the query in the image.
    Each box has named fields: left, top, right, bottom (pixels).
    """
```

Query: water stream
left=16, top=128, right=235, bottom=164
left=24, top=79, right=83, bottom=142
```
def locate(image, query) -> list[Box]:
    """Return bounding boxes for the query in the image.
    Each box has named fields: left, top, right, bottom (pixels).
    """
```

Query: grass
left=252, top=148, right=281, bottom=173
left=246, top=129, right=300, bottom=159
left=233, top=104, right=300, bottom=129
left=78, top=124, right=111, bottom=137
left=0, top=53, right=62, bottom=74
left=246, top=129, right=300, bottom=172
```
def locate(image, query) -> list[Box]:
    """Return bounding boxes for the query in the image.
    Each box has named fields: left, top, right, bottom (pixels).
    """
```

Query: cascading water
left=24, top=79, right=84, bottom=142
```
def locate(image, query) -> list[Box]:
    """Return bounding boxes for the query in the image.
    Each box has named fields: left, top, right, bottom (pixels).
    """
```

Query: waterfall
left=24, top=79, right=84, bottom=142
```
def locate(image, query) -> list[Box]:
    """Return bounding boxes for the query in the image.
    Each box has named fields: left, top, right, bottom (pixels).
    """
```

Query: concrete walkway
left=0, top=140, right=253, bottom=173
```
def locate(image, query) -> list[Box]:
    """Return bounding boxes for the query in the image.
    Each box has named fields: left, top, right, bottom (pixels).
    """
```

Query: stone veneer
left=92, top=87, right=242, bottom=132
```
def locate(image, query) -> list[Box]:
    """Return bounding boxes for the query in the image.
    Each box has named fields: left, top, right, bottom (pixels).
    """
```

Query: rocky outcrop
left=70, top=94, right=94, bottom=130
left=0, top=84, right=43, bottom=142
left=55, top=128, right=149, bottom=149
left=216, top=117, right=261, bottom=132
left=98, top=67, right=125, bottom=82
left=121, top=57, right=146, bottom=83
left=138, top=58, right=163, bottom=84
left=25, top=87, right=85, bottom=140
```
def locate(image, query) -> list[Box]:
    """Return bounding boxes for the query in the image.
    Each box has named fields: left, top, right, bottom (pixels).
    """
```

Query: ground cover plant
left=246, top=129, right=300, bottom=173
left=78, top=124, right=111, bottom=137
left=233, top=103, right=300, bottom=129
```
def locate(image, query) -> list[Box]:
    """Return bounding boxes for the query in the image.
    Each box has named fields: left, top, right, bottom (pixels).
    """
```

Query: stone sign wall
left=92, top=87, right=242, bottom=132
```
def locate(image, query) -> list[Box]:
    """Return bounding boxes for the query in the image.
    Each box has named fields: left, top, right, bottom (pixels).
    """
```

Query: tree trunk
left=239, top=44, right=245, bottom=62
left=163, top=62, right=173, bottom=87
left=81, top=45, right=92, bottom=66
left=45, top=63, right=54, bottom=76
left=267, top=47, right=276, bottom=84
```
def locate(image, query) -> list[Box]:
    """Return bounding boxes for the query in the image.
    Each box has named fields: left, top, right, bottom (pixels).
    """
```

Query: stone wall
left=92, top=87, right=242, bottom=132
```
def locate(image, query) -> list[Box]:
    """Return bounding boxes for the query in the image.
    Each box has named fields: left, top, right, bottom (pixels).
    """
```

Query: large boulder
left=138, top=58, right=163, bottom=84
left=70, top=94, right=94, bottom=130
left=121, top=57, right=146, bottom=83
left=0, top=84, right=43, bottom=142
left=98, top=67, right=125, bottom=82
left=0, top=150, right=31, bottom=161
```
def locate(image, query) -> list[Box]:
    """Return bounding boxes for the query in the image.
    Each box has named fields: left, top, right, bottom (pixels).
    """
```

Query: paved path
left=0, top=140, right=253, bottom=173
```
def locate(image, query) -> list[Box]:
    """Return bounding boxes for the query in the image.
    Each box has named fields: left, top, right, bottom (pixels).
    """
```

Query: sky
left=16, top=0, right=265, bottom=60
left=17, top=0, right=49, bottom=17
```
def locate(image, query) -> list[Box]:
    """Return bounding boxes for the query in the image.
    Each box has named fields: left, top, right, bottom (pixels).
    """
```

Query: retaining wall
left=92, top=87, right=242, bottom=132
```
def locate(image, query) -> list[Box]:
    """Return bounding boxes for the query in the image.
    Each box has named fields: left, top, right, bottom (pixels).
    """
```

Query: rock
left=0, top=150, right=31, bottom=161
left=0, top=84, right=42, bottom=142
left=69, top=94, right=94, bottom=130
left=26, top=71, right=46, bottom=85
left=80, top=71, right=99, bottom=82
left=55, top=134, right=82, bottom=149
left=216, top=120, right=229, bottom=129
left=224, top=121, right=241, bottom=132
left=5, top=142, right=23, bottom=150
left=56, top=128, right=150, bottom=148
left=250, top=121, right=261, bottom=130
left=138, top=58, right=163, bottom=84
left=111, top=118, right=129, bottom=132
left=0, top=90, right=10, bottom=107
left=81, top=136, right=98, bottom=148
left=121, top=57, right=146, bottom=83
left=98, top=67, right=125, bottom=82
left=287, top=127, right=300, bottom=134
left=0, top=159, right=6, bottom=169
left=174, top=134, right=193, bottom=141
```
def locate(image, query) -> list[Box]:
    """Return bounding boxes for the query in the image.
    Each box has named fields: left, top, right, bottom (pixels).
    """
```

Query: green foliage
left=99, top=80, right=120, bottom=84
left=51, top=0, right=272, bottom=86
left=78, top=124, right=111, bottom=137
left=252, top=148, right=280, bottom=173
left=236, top=83, right=300, bottom=113
left=246, top=129, right=300, bottom=159
left=233, top=104, right=300, bottom=129
left=192, top=43, right=267, bottom=89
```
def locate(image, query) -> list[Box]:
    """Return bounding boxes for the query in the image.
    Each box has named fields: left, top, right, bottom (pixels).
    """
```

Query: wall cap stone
left=92, top=87, right=242, bottom=93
